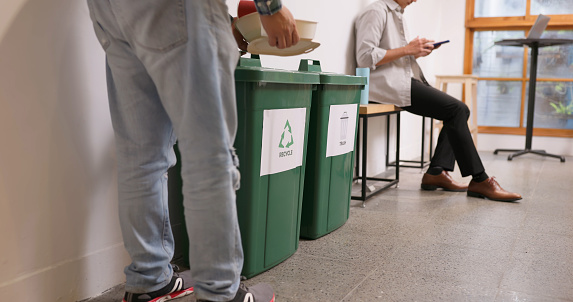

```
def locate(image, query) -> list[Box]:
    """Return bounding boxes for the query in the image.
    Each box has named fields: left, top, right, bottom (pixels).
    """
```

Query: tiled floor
left=84, top=152, right=573, bottom=302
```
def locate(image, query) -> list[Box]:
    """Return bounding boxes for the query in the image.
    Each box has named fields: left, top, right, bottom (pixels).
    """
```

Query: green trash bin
left=234, top=55, right=320, bottom=278
left=298, top=59, right=366, bottom=240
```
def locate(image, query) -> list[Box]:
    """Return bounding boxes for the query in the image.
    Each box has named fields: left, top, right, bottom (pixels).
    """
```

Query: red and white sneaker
left=122, top=271, right=194, bottom=302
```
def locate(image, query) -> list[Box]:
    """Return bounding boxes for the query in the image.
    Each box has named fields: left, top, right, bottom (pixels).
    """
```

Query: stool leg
left=361, top=117, right=368, bottom=207
left=396, top=112, right=400, bottom=188
left=472, top=80, right=478, bottom=146
left=464, top=79, right=477, bottom=146
left=355, top=118, right=361, bottom=179
left=429, top=118, right=434, bottom=163
left=420, top=117, right=425, bottom=170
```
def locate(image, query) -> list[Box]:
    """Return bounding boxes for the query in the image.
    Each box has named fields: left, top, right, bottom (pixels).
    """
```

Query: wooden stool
left=434, top=75, right=479, bottom=146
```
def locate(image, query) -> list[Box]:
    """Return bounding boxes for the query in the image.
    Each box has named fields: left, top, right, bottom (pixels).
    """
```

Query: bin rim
left=298, top=59, right=367, bottom=86
left=236, top=55, right=320, bottom=84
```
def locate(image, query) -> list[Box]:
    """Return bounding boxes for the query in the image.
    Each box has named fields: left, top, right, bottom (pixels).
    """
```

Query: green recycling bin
left=298, top=59, right=366, bottom=240
left=234, top=55, right=319, bottom=278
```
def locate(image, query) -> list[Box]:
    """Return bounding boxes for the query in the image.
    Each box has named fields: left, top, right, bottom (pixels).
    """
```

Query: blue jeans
left=87, top=0, right=242, bottom=300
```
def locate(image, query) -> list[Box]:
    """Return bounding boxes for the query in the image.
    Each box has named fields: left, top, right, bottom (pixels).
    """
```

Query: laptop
left=526, top=14, right=550, bottom=39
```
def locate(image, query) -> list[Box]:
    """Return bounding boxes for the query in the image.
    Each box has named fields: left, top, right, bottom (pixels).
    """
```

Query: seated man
left=354, top=0, right=521, bottom=202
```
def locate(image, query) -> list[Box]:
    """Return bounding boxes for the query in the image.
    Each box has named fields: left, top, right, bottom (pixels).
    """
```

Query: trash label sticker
left=260, top=108, right=307, bottom=176
left=326, top=104, right=358, bottom=157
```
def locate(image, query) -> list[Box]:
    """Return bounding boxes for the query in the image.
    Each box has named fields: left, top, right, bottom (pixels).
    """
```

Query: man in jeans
left=87, top=0, right=298, bottom=301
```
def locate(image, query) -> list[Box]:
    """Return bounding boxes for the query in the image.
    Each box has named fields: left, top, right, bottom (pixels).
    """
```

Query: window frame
left=464, top=0, right=573, bottom=138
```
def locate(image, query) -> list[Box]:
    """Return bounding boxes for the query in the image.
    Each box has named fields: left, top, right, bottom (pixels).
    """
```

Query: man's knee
left=456, top=101, right=470, bottom=119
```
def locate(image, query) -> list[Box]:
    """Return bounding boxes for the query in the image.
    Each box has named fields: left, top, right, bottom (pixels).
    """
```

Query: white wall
left=0, top=1, right=571, bottom=302
left=0, top=1, right=129, bottom=301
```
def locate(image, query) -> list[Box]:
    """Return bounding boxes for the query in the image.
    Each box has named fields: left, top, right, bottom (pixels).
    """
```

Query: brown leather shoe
left=421, top=171, right=468, bottom=192
left=467, top=177, right=522, bottom=202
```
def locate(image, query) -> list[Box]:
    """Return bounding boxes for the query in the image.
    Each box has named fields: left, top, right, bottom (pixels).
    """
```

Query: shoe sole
left=467, top=190, right=522, bottom=202
left=421, top=184, right=467, bottom=192
left=124, top=287, right=193, bottom=302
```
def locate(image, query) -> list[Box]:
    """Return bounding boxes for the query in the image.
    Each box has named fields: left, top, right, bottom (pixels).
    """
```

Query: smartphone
left=433, top=40, right=450, bottom=47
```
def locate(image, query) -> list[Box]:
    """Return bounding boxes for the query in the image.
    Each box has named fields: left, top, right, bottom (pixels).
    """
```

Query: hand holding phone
left=433, top=40, right=450, bottom=47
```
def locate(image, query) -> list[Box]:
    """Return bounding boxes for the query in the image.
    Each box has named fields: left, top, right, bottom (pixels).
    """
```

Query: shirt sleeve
left=355, top=8, right=388, bottom=70
left=253, top=0, right=282, bottom=15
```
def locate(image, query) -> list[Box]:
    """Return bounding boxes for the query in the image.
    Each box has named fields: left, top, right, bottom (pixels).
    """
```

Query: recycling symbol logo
left=278, top=120, right=294, bottom=149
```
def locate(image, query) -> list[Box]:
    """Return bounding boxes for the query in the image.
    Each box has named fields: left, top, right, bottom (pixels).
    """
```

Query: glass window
left=474, top=0, right=526, bottom=17
left=531, top=0, right=573, bottom=15
left=523, top=81, right=573, bottom=129
left=473, top=31, right=525, bottom=78
left=477, top=80, right=523, bottom=127
left=528, top=30, right=573, bottom=78
left=467, top=0, right=573, bottom=136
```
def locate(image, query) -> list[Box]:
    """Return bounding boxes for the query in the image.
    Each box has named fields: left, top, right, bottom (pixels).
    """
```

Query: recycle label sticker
left=260, top=108, right=307, bottom=176
left=326, top=104, right=358, bottom=157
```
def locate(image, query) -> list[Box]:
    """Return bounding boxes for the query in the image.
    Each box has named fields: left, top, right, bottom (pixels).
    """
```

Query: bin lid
left=298, top=59, right=367, bottom=86
left=235, top=55, right=320, bottom=84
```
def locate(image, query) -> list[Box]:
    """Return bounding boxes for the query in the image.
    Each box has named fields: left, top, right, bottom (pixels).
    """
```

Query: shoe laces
left=488, top=176, right=501, bottom=189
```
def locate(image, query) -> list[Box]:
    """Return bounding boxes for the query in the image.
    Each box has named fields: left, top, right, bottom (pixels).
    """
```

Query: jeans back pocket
left=110, top=0, right=188, bottom=52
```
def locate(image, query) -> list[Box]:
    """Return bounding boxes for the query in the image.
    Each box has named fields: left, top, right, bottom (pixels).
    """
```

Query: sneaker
left=197, top=283, right=275, bottom=302
left=123, top=271, right=194, bottom=302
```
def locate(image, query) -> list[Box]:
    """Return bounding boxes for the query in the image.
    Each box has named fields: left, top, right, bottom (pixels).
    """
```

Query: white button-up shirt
left=355, top=0, right=425, bottom=107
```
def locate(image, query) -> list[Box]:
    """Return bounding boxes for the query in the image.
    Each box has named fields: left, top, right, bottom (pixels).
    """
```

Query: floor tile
left=495, top=290, right=573, bottom=302
left=342, top=266, right=498, bottom=302
left=500, top=251, right=573, bottom=301
left=521, top=213, right=573, bottom=237
left=382, top=240, right=512, bottom=284
left=297, top=210, right=421, bottom=266
left=242, top=252, right=371, bottom=302
left=416, top=222, right=520, bottom=252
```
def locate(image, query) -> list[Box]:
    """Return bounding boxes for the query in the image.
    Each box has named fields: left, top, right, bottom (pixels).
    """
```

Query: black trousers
left=401, top=78, right=484, bottom=177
